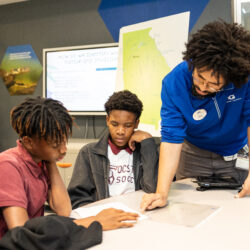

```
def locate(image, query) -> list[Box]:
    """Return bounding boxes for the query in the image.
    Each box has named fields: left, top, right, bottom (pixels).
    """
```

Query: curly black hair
left=183, top=20, right=250, bottom=87
left=11, top=97, right=73, bottom=143
left=104, top=90, right=143, bottom=119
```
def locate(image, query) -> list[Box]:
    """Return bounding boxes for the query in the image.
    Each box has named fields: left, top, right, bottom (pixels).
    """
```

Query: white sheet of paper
left=71, top=201, right=147, bottom=220
left=147, top=201, right=221, bottom=228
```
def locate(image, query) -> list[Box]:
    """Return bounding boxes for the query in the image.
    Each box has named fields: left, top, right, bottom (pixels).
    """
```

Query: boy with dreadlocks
left=0, top=97, right=72, bottom=238
left=0, top=97, right=139, bottom=239
left=68, top=90, right=158, bottom=208
left=141, top=20, right=250, bottom=211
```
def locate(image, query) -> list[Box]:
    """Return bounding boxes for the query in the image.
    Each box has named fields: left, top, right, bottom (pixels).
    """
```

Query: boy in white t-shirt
left=68, top=90, right=159, bottom=208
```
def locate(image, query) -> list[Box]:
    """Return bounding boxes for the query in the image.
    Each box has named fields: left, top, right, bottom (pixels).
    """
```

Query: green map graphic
left=123, top=28, right=170, bottom=130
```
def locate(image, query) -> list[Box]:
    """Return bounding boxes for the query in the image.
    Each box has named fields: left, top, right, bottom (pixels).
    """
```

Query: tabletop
left=82, top=178, right=250, bottom=250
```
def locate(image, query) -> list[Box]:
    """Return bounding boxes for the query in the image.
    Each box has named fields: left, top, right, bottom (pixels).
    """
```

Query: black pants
left=176, top=140, right=248, bottom=185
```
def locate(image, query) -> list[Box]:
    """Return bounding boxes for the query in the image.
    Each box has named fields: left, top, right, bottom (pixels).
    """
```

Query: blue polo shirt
left=160, top=61, right=250, bottom=156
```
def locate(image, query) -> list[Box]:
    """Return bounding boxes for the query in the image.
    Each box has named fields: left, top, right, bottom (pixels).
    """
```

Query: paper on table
left=147, top=201, right=221, bottom=228
left=71, top=201, right=147, bottom=220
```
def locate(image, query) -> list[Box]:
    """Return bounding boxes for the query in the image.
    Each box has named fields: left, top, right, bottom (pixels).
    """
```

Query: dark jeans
left=176, top=140, right=248, bottom=185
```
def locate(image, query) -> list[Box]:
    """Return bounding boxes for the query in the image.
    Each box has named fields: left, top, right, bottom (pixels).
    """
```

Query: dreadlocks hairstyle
left=104, top=90, right=143, bottom=119
left=10, top=97, right=73, bottom=144
left=183, top=20, right=250, bottom=88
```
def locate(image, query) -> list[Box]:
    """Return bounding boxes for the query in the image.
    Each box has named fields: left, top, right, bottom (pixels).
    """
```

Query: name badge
left=193, top=109, right=207, bottom=121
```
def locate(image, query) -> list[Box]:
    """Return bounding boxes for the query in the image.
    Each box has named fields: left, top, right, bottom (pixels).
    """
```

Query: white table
left=87, top=179, right=250, bottom=250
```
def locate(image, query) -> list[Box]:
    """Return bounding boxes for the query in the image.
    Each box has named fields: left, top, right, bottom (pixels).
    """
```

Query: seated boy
left=0, top=97, right=138, bottom=239
left=68, top=90, right=159, bottom=209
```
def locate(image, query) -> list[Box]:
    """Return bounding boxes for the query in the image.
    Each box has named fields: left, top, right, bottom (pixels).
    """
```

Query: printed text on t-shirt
left=108, top=165, right=134, bottom=185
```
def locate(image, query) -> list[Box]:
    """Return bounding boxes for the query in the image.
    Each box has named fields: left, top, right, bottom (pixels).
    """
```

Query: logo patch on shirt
left=228, top=94, right=235, bottom=100
left=193, top=109, right=207, bottom=121
left=226, top=94, right=242, bottom=103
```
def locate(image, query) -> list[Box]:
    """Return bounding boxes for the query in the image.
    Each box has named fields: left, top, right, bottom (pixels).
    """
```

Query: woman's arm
left=140, top=142, right=183, bottom=211
left=236, top=127, right=250, bottom=198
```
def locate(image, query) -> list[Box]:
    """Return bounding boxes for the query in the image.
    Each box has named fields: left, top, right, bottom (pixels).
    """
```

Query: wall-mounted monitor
left=43, top=43, right=119, bottom=115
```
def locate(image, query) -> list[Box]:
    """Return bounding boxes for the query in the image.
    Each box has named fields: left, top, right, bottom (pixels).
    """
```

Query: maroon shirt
left=0, top=140, right=49, bottom=239
left=108, top=138, right=132, bottom=155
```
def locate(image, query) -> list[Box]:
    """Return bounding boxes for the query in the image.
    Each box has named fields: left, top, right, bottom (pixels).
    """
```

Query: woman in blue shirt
left=141, top=20, right=250, bottom=211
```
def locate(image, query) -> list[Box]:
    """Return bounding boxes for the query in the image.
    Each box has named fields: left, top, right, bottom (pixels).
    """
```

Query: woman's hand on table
left=140, top=193, right=167, bottom=211
left=235, top=175, right=250, bottom=198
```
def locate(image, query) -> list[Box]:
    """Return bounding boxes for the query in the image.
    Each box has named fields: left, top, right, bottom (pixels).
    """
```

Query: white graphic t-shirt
left=108, top=144, right=135, bottom=197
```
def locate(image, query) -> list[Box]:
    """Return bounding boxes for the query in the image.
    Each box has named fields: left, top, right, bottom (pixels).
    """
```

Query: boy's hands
left=74, top=208, right=139, bottom=230
left=44, top=160, right=62, bottom=173
left=128, top=130, right=152, bottom=151
left=95, top=208, right=139, bottom=230
left=44, top=160, right=72, bottom=217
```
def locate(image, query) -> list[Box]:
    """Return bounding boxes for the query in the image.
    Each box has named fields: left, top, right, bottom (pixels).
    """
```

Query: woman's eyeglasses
left=192, top=73, right=223, bottom=93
